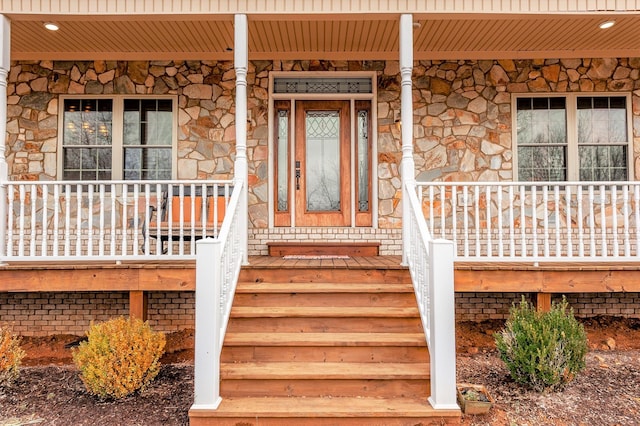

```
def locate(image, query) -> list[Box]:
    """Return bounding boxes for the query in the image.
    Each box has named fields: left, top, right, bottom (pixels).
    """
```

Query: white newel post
left=234, top=14, right=249, bottom=265
left=0, top=15, right=10, bottom=263
left=400, top=14, right=415, bottom=266
left=428, top=239, right=459, bottom=409
left=193, top=238, right=222, bottom=409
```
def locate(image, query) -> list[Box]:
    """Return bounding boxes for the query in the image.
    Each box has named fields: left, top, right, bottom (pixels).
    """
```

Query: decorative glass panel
left=274, top=78, right=372, bottom=94
left=357, top=110, right=369, bottom=212
left=516, top=97, right=567, bottom=182
left=277, top=110, right=289, bottom=211
left=577, top=96, right=627, bottom=181
left=305, top=111, right=340, bottom=211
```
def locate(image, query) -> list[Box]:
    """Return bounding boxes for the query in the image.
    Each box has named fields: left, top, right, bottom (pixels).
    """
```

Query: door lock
left=295, top=161, right=301, bottom=190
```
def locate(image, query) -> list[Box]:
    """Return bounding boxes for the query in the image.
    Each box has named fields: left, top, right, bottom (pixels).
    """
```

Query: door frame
left=268, top=71, right=378, bottom=228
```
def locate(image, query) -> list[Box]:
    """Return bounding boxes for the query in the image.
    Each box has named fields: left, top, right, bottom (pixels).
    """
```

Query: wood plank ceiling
left=7, top=13, right=640, bottom=61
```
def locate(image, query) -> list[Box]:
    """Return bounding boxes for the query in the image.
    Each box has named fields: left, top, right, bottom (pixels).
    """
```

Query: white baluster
left=463, top=185, right=469, bottom=257
left=612, top=185, right=619, bottom=257
left=18, top=185, right=25, bottom=256
left=30, top=184, right=36, bottom=256
left=486, top=185, right=492, bottom=258
left=99, top=184, right=105, bottom=256
left=110, top=183, right=116, bottom=256
left=531, top=186, right=538, bottom=259
left=565, top=185, right=572, bottom=258
left=578, top=186, right=584, bottom=257
left=53, top=185, right=59, bottom=257
left=508, top=185, right=515, bottom=258
left=41, top=184, right=48, bottom=256
left=542, top=186, right=549, bottom=258
left=64, top=184, right=71, bottom=257
left=497, top=186, right=503, bottom=257
left=599, top=185, right=607, bottom=257
left=622, top=185, right=630, bottom=257
left=588, top=185, right=595, bottom=257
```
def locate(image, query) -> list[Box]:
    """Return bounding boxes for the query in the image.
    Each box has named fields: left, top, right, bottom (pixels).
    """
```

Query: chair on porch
left=142, top=185, right=228, bottom=254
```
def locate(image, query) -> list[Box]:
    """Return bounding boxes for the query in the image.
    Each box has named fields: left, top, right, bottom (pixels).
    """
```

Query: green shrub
left=494, top=296, right=588, bottom=392
left=0, top=325, right=26, bottom=387
left=72, top=317, right=166, bottom=399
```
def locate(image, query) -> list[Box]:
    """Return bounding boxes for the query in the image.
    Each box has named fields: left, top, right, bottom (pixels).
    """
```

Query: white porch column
left=234, top=14, right=249, bottom=264
left=0, top=15, right=10, bottom=262
left=400, top=14, right=415, bottom=266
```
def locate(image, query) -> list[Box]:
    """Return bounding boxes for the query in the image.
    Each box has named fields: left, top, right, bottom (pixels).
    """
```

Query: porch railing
left=192, top=179, right=245, bottom=410
left=405, top=181, right=458, bottom=410
left=2, top=179, right=233, bottom=262
left=417, top=181, right=640, bottom=262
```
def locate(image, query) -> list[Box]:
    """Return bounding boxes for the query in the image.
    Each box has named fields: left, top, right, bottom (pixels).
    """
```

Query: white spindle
left=190, top=184, right=197, bottom=255
left=520, top=185, right=525, bottom=258
left=30, top=184, right=37, bottom=256
left=133, top=184, right=140, bottom=256
left=622, top=185, right=630, bottom=257
left=612, top=185, right=619, bottom=257
left=554, top=186, right=560, bottom=257
left=635, top=185, right=640, bottom=258
left=179, top=184, right=185, bottom=256
left=41, top=185, right=48, bottom=256
left=155, top=183, right=162, bottom=255
left=429, top=186, right=435, bottom=237
left=578, top=186, right=584, bottom=257
left=474, top=186, right=480, bottom=257
left=463, top=186, right=469, bottom=257
left=485, top=185, right=491, bottom=257
left=143, top=185, right=151, bottom=255
left=588, top=185, right=595, bottom=257
left=497, top=186, right=503, bottom=257
left=565, top=185, right=572, bottom=257
left=531, top=186, right=538, bottom=258
left=99, top=185, right=105, bottom=256
left=599, top=185, right=607, bottom=257
left=64, top=185, right=71, bottom=256
left=76, top=184, right=82, bottom=256
left=542, top=186, right=549, bottom=258
left=122, top=184, right=128, bottom=256
left=451, top=185, right=457, bottom=255
left=202, top=183, right=209, bottom=239
left=110, top=184, right=116, bottom=255
left=167, top=184, right=174, bottom=255
left=53, top=185, right=59, bottom=257
left=87, top=185, right=94, bottom=256
left=18, top=186, right=25, bottom=256
left=508, top=185, right=514, bottom=257
left=439, top=185, right=445, bottom=239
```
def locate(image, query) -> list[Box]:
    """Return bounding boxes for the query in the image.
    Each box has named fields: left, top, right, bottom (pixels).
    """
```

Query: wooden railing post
left=428, top=239, right=458, bottom=410
left=193, top=237, right=222, bottom=409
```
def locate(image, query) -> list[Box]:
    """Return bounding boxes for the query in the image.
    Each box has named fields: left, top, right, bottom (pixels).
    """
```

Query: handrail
left=417, top=181, right=640, bottom=262
left=405, top=181, right=458, bottom=410
left=2, top=179, right=233, bottom=262
left=193, top=179, right=245, bottom=410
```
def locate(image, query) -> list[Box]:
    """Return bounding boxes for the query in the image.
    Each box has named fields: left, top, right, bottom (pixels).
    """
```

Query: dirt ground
left=1, top=317, right=639, bottom=425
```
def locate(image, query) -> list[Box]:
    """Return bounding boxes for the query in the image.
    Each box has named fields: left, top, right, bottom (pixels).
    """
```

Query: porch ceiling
left=7, top=12, right=640, bottom=61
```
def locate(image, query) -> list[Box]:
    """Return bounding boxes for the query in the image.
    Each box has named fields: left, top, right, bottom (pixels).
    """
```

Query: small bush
left=0, top=325, right=26, bottom=387
left=72, top=317, right=166, bottom=399
left=494, top=297, right=588, bottom=392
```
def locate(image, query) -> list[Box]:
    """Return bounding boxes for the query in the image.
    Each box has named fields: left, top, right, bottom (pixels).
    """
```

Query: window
left=61, top=97, right=175, bottom=181
left=516, top=95, right=630, bottom=182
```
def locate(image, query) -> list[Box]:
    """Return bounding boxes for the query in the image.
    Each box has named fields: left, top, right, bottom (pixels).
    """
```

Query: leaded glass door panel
left=295, top=101, right=351, bottom=226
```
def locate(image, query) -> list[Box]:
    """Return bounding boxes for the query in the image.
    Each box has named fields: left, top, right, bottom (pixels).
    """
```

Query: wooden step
left=222, top=361, right=429, bottom=380
left=190, top=397, right=461, bottom=426
left=233, top=292, right=417, bottom=307
left=239, top=267, right=410, bottom=284
left=220, top=378, right=429, bottom=398
left=226, top=316, right=423, bottom=333
left=267, top=242, right=380, bottom=257
left=236, top=282, right=414, bottom=293
left=224, top=332, right=427, bottom=347
left=231, top=306, right=419, bottom=318
left=222, top=345, right=429, bottom=363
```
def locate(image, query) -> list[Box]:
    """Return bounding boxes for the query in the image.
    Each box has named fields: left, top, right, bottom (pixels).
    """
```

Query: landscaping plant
left=494, top=296, right=588, bottom=392
left=0, top=325, right=26, bottom=387
left=72, top=316, right=166, bottom=399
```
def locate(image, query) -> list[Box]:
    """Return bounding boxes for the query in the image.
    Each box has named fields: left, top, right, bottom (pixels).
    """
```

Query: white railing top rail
left=416, top=180, right=640, bottom=263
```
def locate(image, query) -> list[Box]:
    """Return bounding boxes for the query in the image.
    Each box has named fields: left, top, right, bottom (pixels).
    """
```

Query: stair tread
left=237, top=282, right=413, bottom=293
left=221, top=361, right=430, bottom=379
left=231, top=306, right=419, bottom=317
left=225, top=332, right=427, bottom=346
left=190, top=396, right=460, bottom=418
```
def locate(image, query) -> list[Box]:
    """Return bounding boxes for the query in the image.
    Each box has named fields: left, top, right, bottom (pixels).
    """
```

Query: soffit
left=7, top=13, right=640, bottom=61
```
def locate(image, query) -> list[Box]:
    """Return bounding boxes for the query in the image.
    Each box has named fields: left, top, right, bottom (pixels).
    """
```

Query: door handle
left=295, top=161, right=301, bottom=190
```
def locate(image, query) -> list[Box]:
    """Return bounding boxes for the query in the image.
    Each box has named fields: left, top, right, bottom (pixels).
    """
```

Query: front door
left=294, top=100, right=351, bottom=226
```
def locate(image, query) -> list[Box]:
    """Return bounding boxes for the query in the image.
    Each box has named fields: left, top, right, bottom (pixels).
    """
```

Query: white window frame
left=512, top=92, right=633, bottom=182
left=57, top=95, right=178, bottom=181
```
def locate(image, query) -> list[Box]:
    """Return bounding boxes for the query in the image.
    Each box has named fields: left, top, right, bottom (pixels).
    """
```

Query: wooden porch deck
left=2, top=256, right=640, bottom=318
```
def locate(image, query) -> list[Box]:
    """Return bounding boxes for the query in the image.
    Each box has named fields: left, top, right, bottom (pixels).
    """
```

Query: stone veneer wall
left=2, top=291, right=639, bottom=336
left=6, top=58, right=640, bottom=237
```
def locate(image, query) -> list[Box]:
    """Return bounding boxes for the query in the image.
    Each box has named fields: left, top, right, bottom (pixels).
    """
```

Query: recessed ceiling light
left=44, top=22, right=59, bottom=31
left=599, top=20, right=615, bottom=29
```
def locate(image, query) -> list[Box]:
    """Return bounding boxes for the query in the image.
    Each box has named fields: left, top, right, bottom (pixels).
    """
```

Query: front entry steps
left=189, top=259, right=461, bottom=425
